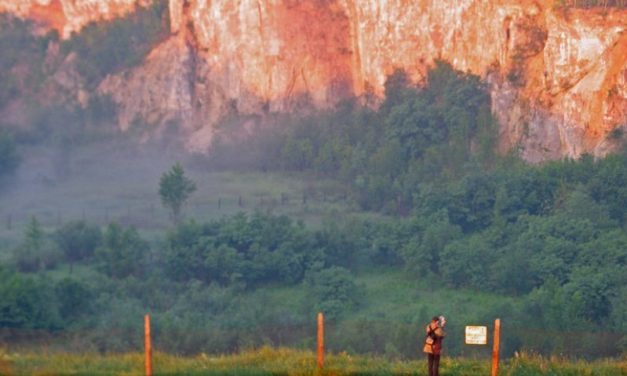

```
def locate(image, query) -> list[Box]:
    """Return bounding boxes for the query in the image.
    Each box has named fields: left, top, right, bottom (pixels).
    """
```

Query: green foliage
left=401, top=211, right=462, bottom=276
left=95, top=223, right=148, bottom=279
left=2, top=145, right=624, bottom=356
left=0, top=268, right=60, bottom=329
left=306, top=266, right=362, bottom=320
left=54, top=220, right=102, bottom=268
left=554, top=0, right=627, bottom=9
left=234, top=62, right=497, bottom=213
left=24, top=216, right=44, bottom=252
left=0, top=9, right=137, bottom=144
left=0, top=15, right=53, bottom=108
left=164, top=212, right=312, bottom=286
left=13, top=216, right=59, bottom=273
left=588, top=152, right=627, bottom=223
left=159, top=163, right=197, bottom=224
left=3, top=347, right=626, bottom=375
left=55, top=277, right=92, bottom=322
left=61, top=0, right=170, bottom=88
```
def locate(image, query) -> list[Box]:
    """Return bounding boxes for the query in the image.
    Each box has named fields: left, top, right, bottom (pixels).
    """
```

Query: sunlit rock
left=1, top=0, right=625, bottom=159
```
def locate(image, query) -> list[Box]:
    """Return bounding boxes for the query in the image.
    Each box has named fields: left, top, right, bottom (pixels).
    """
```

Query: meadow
left=1, top=347, right=625, bottom=375
left=0, top=141, right=356, bottom=250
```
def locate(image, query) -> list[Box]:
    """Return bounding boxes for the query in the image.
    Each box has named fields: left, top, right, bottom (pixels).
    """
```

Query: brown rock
left=1, top=0, right=625, bottom=159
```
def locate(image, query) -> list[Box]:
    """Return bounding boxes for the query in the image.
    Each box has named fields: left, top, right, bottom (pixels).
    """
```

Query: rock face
left=0, top=0, right=150, bottom=37
left=1, top=0, right=626, bottom=160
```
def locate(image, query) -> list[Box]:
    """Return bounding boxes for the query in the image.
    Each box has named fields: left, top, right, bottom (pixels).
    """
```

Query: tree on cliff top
left=159, top=163, right=197, bottom=224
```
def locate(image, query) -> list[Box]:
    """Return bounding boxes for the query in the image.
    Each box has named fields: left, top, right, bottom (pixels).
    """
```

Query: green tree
left=14, top=216, right=46, bottom=272
left=164, top=212, right=313, bottom=287
left=55, top=278, right=92, bottom=322
left=54, top=220, right=102, bottom=273
left=564, top=266, right=614, bottom=321
left=95, top=222, right=148, bottom=279
left=306, top=266, right=362, bottom=320
left=159, top=163, right=197, bottom=224
left=0, top=268, right=60, bottom=329
left=402, top=210, right=462, bottom=276
left=25, top=216, right=44, bottom=251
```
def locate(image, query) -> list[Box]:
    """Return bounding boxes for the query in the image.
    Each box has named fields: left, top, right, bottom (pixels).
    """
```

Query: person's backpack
left=425, top=326, right=436, bottom=345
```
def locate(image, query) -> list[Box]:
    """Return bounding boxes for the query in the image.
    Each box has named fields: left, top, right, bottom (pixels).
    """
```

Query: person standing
left=423, top=316, right=446, bottom=376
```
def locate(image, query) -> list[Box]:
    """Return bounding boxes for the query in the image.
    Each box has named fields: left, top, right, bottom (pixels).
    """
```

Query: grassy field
left=313, top=270, right=518, bottom=357
left=0, top=142, right=359, bottom=250
left=1, top=347, right=625, bottom=375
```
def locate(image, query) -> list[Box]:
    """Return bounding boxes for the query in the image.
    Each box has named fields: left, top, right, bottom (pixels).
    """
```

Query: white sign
left=465, top=326, right=487, bottom=345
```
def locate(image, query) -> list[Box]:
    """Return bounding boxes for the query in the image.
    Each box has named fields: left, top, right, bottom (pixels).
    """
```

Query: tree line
left=2, top=144, right=625, bottom=355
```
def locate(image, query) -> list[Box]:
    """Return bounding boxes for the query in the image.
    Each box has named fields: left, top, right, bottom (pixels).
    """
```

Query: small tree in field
left=159, top=163, right=197, bottom=224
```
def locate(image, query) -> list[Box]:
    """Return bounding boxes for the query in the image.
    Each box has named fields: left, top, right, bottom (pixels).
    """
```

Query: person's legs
left=433, top=354, right=440, bottom=376
left=427, top=354, right=435, bottom=376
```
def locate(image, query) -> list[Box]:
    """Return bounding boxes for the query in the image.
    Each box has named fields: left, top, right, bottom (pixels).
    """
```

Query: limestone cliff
left=1, top=0, right=626, bottom=160
left=0, top=0, right=150, bottom=37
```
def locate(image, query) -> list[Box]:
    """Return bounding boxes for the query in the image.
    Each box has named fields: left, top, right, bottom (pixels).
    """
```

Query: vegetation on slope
left=61, top=0, right=170, bottom=88
left=554, top=0, right=627, bottom=8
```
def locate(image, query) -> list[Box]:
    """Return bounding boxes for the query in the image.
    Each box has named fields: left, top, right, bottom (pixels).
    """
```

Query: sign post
left=465, top=320, right=501, bottom=375
left=145, top=314, right=152, bottom=376
left=465, top=326, right=487, bottom=345
left=491, top=318, right=501, bottom=376
left=317, top=312, right=324, bottom=369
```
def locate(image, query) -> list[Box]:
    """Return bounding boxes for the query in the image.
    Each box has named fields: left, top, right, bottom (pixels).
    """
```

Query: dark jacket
left=423, top=322, right=445, bottom=355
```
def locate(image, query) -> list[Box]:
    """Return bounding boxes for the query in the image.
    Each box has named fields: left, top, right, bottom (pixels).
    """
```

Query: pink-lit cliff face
left=0, top=0, right=150, bottom=37
left=1, top=0, right=626, bottom=160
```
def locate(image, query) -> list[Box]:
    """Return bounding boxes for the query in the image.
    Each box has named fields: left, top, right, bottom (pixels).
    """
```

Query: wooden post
left=491, top=318, right=501, bottom=376
left=317, top=312, right=324, bottom=369
left=144, top=314, right=152, bottom=376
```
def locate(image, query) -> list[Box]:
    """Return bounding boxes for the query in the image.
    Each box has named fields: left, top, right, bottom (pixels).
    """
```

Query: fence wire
left=0, top=320, right=623, bottom=360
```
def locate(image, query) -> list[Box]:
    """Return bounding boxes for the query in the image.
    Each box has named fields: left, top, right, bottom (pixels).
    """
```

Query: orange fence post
left=491, top=318, right=501, bottom=376
left=317, top=312, right=324, bottom=369
left=145, top=314, right=152, bottom=376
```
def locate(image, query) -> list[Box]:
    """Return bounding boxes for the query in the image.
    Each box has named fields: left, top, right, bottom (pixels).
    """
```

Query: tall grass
left=1, top=347, right=624, bottom=376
